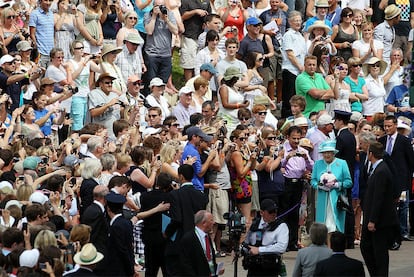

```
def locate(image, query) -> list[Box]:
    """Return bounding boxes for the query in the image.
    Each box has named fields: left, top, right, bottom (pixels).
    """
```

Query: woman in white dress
left=326, top=61, right=351, bottom=115
left=352, top=21, right=383, bottom=63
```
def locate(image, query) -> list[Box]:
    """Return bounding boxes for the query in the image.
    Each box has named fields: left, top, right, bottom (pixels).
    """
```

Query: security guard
left=243, top=199, right=289, bottom=276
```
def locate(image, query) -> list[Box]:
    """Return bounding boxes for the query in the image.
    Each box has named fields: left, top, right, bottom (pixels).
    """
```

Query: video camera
left=223, top=210, right=246, bottom=241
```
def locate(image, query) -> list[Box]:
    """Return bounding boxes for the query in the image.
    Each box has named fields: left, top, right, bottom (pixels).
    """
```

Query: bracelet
left=236, top=103, right=240, bottom=108
left=24, top=72, right=30, bottom=79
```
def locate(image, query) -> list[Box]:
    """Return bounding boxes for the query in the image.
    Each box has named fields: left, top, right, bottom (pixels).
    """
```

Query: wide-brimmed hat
left=95, top=72, right=116, bottom=87
left=40, top=77, right=55, bottom=87
left=299, top=138, right=314, bottom=150
left=362, top=57, right=388, bottom=76
left=384, top=4, right=401, bottom=20
left=73, top=243, right=104, bottom=266
left=308, top=20, right=331, bottom=34
left=397, top=116, right=412, bottom=132
left=223, top=67, right=243, bottom=81
left=101, top=44, right=122, bottom=57
left=124, top=33, right=144, bottom=45
left=315, top=0, right=330, bottom=8
left=318, top=139, right=339, bottom=154
left=293, top=117, right=309, bottom=127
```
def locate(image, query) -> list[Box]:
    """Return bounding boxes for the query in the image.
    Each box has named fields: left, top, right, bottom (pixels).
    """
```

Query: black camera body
left=224, top=210, right=246, bottom=240
left=67, top=85, right=78, bottom=94
left=159, top=5, right=168, bottom=15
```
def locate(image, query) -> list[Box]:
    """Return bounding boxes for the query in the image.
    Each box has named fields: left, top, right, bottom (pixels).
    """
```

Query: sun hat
left=178, top=86, right=193, bottom=96
left=16, top=41, right=33, bottom=52
left=293, top=117, right=309, bottom=127
left=314, top=0, right=330, bottom=8
left=384, top=4, right=401, bottom=20
left=317, top=114, right=334, bottom=126
left=95, top=72, right=116, bottom=87
left=19, top=249, right=40, bottom=268
left=362, top=57, right=388, bottom=76
left=253, top=95, right=270, bottom=106
left=29, top=191, right=49, bottom=205
left=5, top=199, right=23, bottom=210
left=308, top=20, right=332, bottom=34
left=73, top=243, right=104, bottom=266
left=318, top=139, right=339, bottom=154
left=299, top=138, right=314, bottom=150
left=397, top=117, right=412, bottom=132
left=40, top=77, right=56, bottom=87
left=200, top=126, right=217, bottom=135
left=149, top=77, right=165, bottom=87
left=101, top=44, right=122, bottom=57
left=123, top=33, right=144, bottom=45
left=0, top=55, right=15, bottom=66
left=223, top=67, right=243, bottom=81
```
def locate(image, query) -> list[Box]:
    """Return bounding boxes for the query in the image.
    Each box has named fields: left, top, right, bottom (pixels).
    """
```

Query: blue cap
left=105, top=191, right=126, bottom=204
left=246, top=17, right=262, bottom=26
left=23, top=156, right=41, bottom=170
left=186, top=126, right=213, bottom=142
left=200, top=63, right=218, bottom=75
left=333, top=110, right=352, bottom=120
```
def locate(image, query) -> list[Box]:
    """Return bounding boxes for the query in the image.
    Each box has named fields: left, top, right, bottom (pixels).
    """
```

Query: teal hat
left=318, top=140, right=339, bottom=154
left=23, top=156, right=41, bottom=170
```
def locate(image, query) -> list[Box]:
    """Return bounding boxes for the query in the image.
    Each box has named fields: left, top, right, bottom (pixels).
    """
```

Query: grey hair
left=288, top=10, right=302, bottom=20
left=87, top=136, right=104, bottom=153
left=100, top=153, right=116, bottom=171
left=309, top=222, right=328, bottom=245
left=194, top=210, right=209, bottom=225
left=359, top=132, right=376, bottom=144
left=390, top=48, right=403, bottom=58
left=81, top=159, right=103, bottom=179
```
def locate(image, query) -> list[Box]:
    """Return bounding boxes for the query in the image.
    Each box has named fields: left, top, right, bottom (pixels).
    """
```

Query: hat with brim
left=16, top=41, right=33, bottom=52
left=150, top=77, right=165, bottom=88
left=0, top=55, right=15, bottom=66
left=142, top=127, right=162, bottom=138
left=40, top=77, right=56, bottom=87
left=308, top=20, right=331, bottom=34
left=124, top=33, right=144, bottom=45
left=73, top=243, right=104, bottom=266
left=260, top=199, right=277, bottom=212
left=186, top=126, right=213, bottom=142
left=299, top=138, right=314, bottom=150
left=293, top=117, right=309, bottom=127
left=333, top=109, right=352, bottom=121
left=315, top=0, right=330, bottom=8
left=101, top=44, right=122, bottom=57
left=95, top=73, right=116, bottom=87
left=246, top=17, right=262, bottom=26
left=200, top=63, right=218, bottom=75
left=5, top=200, right=23, bottom=210
left=362, top=57, right=388, bottom=76
left=318, top=139, right=339, bottom=154
left=397, top=118, right=412, bottom=132
left=19, top=249, right=40, bottom=268
left=316, top=114, right=334, bottom=126
left=178, top=86, right=194, bottom=96
left=384, top=4, right=401, bottom=20
left=253, top=95, right=270, bottom=106
left=200, top=126, right=217, bottom=136
left=223, top=66, right=243, bottom=81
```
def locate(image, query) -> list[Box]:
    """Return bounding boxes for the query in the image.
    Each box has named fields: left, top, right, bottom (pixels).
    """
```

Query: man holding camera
left=144, top=0, right=178, bottom=88
left=243, top=199, right=288, bottom=277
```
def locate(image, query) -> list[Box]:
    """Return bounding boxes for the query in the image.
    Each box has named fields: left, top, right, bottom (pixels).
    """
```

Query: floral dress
left=229, top=151, right=253, bottom=203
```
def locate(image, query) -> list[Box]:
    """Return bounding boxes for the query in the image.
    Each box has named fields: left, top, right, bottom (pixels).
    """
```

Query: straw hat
left=101, top=44, right=122, bottom=57
left=362, top=57, right=388, bottom=76
left=73, top=243, right=104, bottom=266
left=95, top=72, right=116, bottom=87
left=384, top=4, right=401, bottom=20
left=314, top=0, right=330, bottom=8
left=308, top=20, right=332, bottom=34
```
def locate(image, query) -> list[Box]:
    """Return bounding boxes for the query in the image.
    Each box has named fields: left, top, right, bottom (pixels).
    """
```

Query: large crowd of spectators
left=0, top=0, right=414, bottom=276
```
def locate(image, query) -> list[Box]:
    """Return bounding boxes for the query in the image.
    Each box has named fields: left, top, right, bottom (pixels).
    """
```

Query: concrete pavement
left=217, top=240, right=414, bottom=276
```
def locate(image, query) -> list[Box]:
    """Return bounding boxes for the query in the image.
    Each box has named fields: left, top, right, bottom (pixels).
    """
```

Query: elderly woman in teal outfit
left=311, top=140, right=352, bottom=233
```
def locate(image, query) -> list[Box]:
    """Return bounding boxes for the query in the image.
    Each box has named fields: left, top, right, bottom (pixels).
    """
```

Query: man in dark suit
left=314, top=231, right=365, bottom=276
left=104, top=191, right=135, bottom=277
left=379, top=115, right=414, bottom=249
left=334, top=110, right=356, bottom=249
left=80, top=185, right=109, bottom=255
left=180, top=210, right=224, bottom=276
left=164, top=164, right=208, bottom=276
left=360, top=142, right=398, bottom=277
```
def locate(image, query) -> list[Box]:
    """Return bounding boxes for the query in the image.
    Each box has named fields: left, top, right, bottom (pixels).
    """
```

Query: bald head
left=194, top=210, right=214, bottom=233
left=93, top=185, right=109, bottom=201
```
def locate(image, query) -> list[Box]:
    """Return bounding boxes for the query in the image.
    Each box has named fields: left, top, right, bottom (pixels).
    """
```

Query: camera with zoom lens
left=240, top=242, right=251, bottom=256
left=67, top=85, right=78, bottom=94
left=224, top=210, right=246, bottom=239
left=159, top=5, right=168, bottom=15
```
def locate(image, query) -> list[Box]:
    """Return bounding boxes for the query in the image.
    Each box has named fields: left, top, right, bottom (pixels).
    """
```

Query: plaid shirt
left=115, top=45, right=143, bottom=82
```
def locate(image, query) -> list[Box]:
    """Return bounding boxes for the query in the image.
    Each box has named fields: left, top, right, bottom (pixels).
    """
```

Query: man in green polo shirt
left=295, top=56, right=334, bottom=117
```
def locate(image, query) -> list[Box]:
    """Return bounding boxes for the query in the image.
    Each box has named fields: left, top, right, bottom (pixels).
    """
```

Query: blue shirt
left=29, top=7, right=54, bottom=56
left=34, top=109, right=54, bottom=136
left=386, top=84, right=414, bottom=126
left=181, top=142, right=203, bottom=191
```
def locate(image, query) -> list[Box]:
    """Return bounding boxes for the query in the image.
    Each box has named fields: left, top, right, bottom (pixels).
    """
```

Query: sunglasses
left=238, top=137, right=247, bottom=141
left=103, top=81, right=113, bottom=85
left=239, top=117, right=250, bottom=121
left=7, top=15, right=15, bottom=19
left=345, top=13, right=353, bottom=17
left=74, top=46, right=84, bottom=50
left=171, top=123, right=180, bottom=127
left=352, top=64, right=362, bottom=67
left=371, top=63, right=381, bottom=68
left=128, top=17, right=137, bottom=20
left=258, top=111, right=267, bottom=116
left=148, top=114, right=159, bottom=118
left=256, top=57, right=264, bottom=61
left=267, top=136, right=277, bottom=140
left=132, top=80, right=142, bottom=86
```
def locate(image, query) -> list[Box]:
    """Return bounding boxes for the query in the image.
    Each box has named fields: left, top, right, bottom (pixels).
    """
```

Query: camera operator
left=243, top=199, right=288, bottom=277
left=143, top=0, right=178, bottom=93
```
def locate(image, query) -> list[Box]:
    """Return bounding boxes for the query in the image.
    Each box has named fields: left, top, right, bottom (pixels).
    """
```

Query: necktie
left=205, top=235, right=211, bottom=261
left=386, top=136, right=393, bottom=154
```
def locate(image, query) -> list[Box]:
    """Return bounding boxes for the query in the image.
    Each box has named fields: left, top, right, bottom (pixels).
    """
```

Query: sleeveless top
left=223, top=8, right=244, bottom=41
left=333, top=24, right=357, bottom=61
left=125, top=165, right=147, bottom=194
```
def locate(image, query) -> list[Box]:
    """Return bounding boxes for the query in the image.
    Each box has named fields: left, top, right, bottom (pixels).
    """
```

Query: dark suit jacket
left=379, top=134, right=414, bottom=191
left=314, top=254, right=365, bottom=276
left=79, top=178, right=99, bottom=216
left=358, top=151, right=369, bottom=206
left=105, top=215, right=135, bottom=276
left=165, top=185, right=208, bottom=242
left=180, top=229, right=217, bottom=277
left=65, top=267, right=98, bottom=277
left=362, top=161, right=398, bottom=229
left=336, top=128, right=357, bottom=179
left=80, top=202, right=108, bottom=255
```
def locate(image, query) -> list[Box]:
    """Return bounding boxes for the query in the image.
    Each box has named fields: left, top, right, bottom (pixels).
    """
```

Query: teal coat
left=310, top=158, right=352, bottom=233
